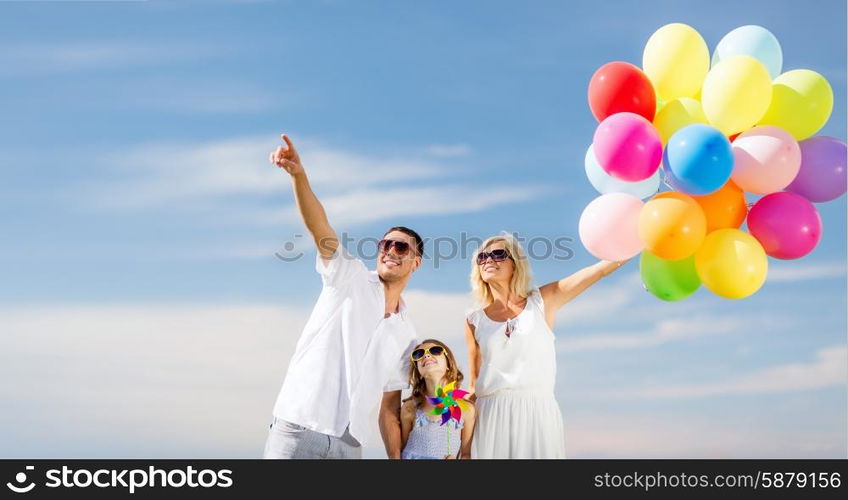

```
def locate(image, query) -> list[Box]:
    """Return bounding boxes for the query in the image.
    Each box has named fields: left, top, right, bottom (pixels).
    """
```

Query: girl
left=400, top=339, right=476, bottom=459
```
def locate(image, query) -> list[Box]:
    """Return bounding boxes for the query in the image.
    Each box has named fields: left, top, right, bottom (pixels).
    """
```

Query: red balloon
left=588, top=61, right=656, bottom=122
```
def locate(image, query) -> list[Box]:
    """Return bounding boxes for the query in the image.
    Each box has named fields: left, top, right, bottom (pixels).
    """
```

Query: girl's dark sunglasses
left=378, top=239, right=412, bottom=255
left=476, top=248, right=511, bottom=265
left=410, top=345, right=445, bottom=361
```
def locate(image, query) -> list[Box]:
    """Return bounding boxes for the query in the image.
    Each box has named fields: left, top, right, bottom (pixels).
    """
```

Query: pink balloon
left=592, top=112, right=662, bottom=182
left=578, top=193, right=645, bottom=260
left=747, top=192, right=822, bottom=260
left=731, top=125, right=801, bottom=194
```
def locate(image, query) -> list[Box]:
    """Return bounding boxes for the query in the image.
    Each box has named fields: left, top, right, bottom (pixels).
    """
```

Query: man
left=264, top=134, right=422, bottom=459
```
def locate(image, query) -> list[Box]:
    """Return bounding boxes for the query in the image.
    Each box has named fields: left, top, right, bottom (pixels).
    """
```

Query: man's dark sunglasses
left=378, top=239, right=415, bottom=256
left=476, top=248, right=511, bottom=265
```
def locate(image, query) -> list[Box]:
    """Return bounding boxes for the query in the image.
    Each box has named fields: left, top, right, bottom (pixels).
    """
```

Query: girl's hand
left=444, top=454, right=456, bottom=459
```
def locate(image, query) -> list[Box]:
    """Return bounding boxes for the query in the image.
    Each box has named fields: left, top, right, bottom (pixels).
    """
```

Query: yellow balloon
left=695, top=229, right=768, bottom=299
left=758, top=69, right=833, bottom=140
left=642, top=23, right=710, bottom=102
left=653, top=97, right=708, bottom=145
left=701, top=55, right=773, bottom=136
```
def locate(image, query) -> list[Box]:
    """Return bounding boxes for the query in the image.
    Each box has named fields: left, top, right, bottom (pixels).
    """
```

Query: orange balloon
left=639, top=191, right=707, bottom=260
left=691, top=181, right=748, bottom=233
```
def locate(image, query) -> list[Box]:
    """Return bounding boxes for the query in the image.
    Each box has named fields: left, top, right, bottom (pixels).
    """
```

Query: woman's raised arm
left=539, top=260, right=627, bottom=325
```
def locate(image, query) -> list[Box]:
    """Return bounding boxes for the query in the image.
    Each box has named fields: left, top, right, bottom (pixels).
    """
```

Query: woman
left=465, top=233, right=625, bottom=458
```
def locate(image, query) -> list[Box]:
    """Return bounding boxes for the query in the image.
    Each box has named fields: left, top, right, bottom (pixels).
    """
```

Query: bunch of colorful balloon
left=578, top=23, right=846, bottom=301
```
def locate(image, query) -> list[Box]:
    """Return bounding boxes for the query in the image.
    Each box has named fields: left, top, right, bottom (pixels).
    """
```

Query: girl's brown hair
left=404, top=339, right=464, bottom=409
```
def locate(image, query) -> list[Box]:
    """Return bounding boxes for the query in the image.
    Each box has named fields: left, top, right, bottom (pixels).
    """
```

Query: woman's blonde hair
left=470, top=232, right=534, bottom=307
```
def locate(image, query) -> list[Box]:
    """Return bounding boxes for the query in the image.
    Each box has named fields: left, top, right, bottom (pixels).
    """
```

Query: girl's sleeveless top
left=401, top=409, right=463, bottom=459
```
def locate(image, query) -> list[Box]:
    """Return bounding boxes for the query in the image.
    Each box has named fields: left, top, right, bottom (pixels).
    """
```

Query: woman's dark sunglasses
left=378, top=239, right=412, bottom=255
left=410, top=345, right=445, bottom=361
left=476, top=248, right=511, bottom=265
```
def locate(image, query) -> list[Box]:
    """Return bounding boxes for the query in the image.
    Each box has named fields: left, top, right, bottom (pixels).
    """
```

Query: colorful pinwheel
left=427, top=381, right=470, bottom=426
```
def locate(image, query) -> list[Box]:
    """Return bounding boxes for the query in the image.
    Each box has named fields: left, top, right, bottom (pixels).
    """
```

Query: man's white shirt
left=272, top=247, right=418, bottom=445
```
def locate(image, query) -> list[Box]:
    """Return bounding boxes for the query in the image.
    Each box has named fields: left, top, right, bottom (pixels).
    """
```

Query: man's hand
left=268, top=132, right=337, bottom=258
left=269, top=134, right=304, bottom=176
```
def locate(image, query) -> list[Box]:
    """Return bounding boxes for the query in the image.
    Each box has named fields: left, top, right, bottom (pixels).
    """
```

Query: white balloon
left=584, top=144, right=661, bottom=199
left=712, top=25, right=783, bottom=79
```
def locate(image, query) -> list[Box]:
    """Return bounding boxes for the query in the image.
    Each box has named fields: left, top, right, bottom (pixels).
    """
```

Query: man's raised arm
left=269, top=134, right=338, bottom=259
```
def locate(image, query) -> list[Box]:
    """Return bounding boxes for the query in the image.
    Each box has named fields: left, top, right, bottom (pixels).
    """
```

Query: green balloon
left=639, top=251, right=700, bottom=301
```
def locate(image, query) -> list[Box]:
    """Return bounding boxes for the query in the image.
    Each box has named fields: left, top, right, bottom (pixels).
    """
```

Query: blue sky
left=0, top=0, right=845, bottom=458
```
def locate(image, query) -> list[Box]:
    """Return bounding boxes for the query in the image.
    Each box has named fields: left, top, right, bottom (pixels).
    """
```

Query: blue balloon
left=712, top=25, right=783, bottom=79
left=584, top=144, right=660, bottom=199
left=663, top=125, right=733, bottom=195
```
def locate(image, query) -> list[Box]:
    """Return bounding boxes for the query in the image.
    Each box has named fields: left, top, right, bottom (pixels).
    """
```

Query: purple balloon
left=747, top=192, right=822, bottom=260
left=786, top=136, right=847, bottom=202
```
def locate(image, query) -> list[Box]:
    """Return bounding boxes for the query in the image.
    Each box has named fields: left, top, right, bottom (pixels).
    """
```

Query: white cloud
left=613, top=345, right=847, bottom=400
left=84, top=136, right=549, bottom=227
left=768, top=261, right=847, bottom=282
left=0, top=42, right=283, bottom=114
left=566, top=413, right=845, bottom=458
left=273, top=184, right=550, bottom=227
left=557, top=315, right=751, bottom=353
left=551, top=271, right=752, bottom=352
left=0, top=41, right=214, bottom=76
left=88, top=136, right=443, bottom=208
left=0, top=303, right=306, bottom=457
left=554, top=271, right=642, bottom=327
left=553, top=270, right=710, bottom=331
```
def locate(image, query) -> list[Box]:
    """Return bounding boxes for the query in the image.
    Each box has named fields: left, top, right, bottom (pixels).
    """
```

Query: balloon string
left=660, top=168, right=674, bottom=191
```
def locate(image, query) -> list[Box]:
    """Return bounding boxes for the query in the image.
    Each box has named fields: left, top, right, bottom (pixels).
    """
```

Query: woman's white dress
left=467, top=289, right=566, bottom=459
